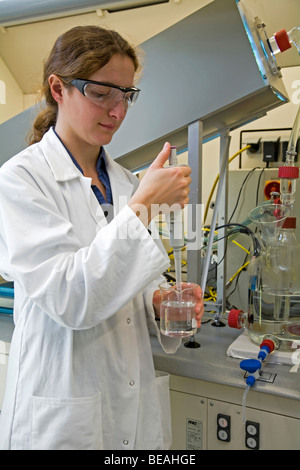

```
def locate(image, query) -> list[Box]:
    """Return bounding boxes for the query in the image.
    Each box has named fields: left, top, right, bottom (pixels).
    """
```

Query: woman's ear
left=48, top=74, right=64, bottom=103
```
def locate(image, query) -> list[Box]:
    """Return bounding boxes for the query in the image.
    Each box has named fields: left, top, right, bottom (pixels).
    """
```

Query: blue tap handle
left=240, top=358, right=262, bottom=374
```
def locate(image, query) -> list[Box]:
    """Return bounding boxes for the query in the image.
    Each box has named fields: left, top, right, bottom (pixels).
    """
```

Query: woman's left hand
left=152, top=284, right=204, bottom=329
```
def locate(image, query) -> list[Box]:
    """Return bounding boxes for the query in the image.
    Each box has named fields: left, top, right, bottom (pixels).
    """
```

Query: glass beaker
left=159, top=281, right=199, bottom=337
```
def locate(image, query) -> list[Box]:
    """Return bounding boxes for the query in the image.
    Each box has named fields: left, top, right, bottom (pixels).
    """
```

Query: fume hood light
left=236, top=0, right=282, bottom=79
left=0, top=0, right=169, bottom=28
left=254, top=17, right=281, bottom=77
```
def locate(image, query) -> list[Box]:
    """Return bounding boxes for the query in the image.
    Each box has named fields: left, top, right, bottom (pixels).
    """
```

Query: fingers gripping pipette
left=166, top=146, right=185, bottom=290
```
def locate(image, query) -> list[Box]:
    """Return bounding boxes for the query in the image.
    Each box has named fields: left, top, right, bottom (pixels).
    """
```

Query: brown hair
left=28, top=25, right=140, bottom=145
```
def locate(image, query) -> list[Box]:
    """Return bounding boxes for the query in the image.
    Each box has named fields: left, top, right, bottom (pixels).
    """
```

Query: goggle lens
left=84, top=83, right=139, bottom=108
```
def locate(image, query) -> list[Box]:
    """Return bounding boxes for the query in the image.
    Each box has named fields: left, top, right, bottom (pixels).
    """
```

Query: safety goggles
left=69, top=78, right=140, bottom=109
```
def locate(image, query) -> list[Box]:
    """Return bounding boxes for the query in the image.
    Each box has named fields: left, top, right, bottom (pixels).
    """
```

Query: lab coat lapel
left=40, top=129, right=134, bottom=225
left=105, top=154, right=135, bottom=217
left=80, top=177, right=108, bottom=230
left=83, top=153, right=135, bottom=225
left=40, top=128, right=108, bottom=229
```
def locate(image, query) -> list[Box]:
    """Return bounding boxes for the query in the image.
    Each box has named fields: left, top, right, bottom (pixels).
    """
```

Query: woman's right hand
left=128, top=142, right=192, bottom=227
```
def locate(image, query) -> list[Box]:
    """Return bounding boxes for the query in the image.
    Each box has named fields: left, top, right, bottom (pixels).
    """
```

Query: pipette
left=166, top=146, right=185, bottom=291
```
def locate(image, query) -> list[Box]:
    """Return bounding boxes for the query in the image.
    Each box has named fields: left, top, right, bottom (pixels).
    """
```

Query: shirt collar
left=53, top=128, right=106, bottom=176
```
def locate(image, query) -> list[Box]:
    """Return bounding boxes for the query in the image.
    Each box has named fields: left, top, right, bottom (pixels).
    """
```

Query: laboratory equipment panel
left=170, top=375, right=300, bottom=451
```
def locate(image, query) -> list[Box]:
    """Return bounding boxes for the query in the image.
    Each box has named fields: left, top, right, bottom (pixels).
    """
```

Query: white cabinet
left=170, top=391, right=207, bottom=450
left=170, top=375, right=300, bottom=450
left=207, top=398, right=300, bottom=450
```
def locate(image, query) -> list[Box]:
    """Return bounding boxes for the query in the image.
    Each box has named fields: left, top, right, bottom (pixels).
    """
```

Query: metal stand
left=185, top=124, right=231, bottom=347
left=184, top=335, right=201, bottom=348
left=185, top=120, right=203, bottom=349
left=211, top=317, right=226, bottom=327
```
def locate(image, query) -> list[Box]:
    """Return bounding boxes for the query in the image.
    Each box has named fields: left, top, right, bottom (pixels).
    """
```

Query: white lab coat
left=0, top=128, right=180, bottom=450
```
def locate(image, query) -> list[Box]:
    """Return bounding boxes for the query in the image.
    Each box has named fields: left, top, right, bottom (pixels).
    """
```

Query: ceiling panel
left=0, top=0, right=211, bottom=94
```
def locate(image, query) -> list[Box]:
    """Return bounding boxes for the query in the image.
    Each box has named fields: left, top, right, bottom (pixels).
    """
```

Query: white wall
left=229, top=66, right=300, bottom=169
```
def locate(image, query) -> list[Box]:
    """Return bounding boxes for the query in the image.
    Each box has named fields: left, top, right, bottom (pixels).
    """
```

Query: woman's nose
left=108, top=97, right=128, bottom=119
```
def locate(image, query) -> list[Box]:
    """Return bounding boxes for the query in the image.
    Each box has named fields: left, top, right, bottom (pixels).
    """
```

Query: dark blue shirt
left=54, top=129, right=113, bottom=214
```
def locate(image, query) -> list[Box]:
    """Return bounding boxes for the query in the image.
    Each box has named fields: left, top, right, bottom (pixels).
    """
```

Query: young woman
left=0, top=25, right=203, bottom=450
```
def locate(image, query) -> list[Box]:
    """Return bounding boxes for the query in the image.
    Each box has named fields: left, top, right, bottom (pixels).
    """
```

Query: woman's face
left=58, top=54, right=136, bottom=149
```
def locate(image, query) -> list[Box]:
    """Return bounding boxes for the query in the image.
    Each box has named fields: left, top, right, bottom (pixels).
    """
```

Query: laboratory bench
left=1, top=313, right=299, bottom=450
left=151, top=316, right=300, bottom=450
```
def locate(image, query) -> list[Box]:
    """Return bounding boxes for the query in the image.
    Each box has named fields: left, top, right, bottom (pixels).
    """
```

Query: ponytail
left=27, top=103, right=57, bottom=146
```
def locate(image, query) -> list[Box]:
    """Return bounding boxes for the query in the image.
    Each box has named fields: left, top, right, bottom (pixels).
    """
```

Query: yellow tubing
left=204, top=145, right=251, bottom=224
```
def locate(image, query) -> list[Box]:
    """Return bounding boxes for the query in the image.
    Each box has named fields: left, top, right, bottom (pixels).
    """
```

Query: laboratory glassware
left=268, top=26, right=300, bottom=55
left=159, top=281, right=200, bottom=338
left=229, top=205, right=300, bottom=351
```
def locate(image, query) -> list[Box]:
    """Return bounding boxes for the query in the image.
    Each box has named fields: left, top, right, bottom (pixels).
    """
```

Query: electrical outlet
left=241, top=129, right=298, bottom=165
left=262, top=139, right=279, bottom=162
left=245, top=420, right=260, bottom=450
left=217, top=413, right=231, bottom=442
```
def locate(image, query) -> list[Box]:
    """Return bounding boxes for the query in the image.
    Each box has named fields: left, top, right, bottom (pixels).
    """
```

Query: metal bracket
left=244, top=370, right=277, bottom=383
left=254, top=16, right=281, bottom=77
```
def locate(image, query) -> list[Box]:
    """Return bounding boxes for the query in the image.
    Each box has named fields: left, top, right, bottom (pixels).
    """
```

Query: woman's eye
left=90, top=89, right=108, bottom=98
left=92, top=92, right=105, bottom=99
left=85, top=84, right=111, bottom=100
